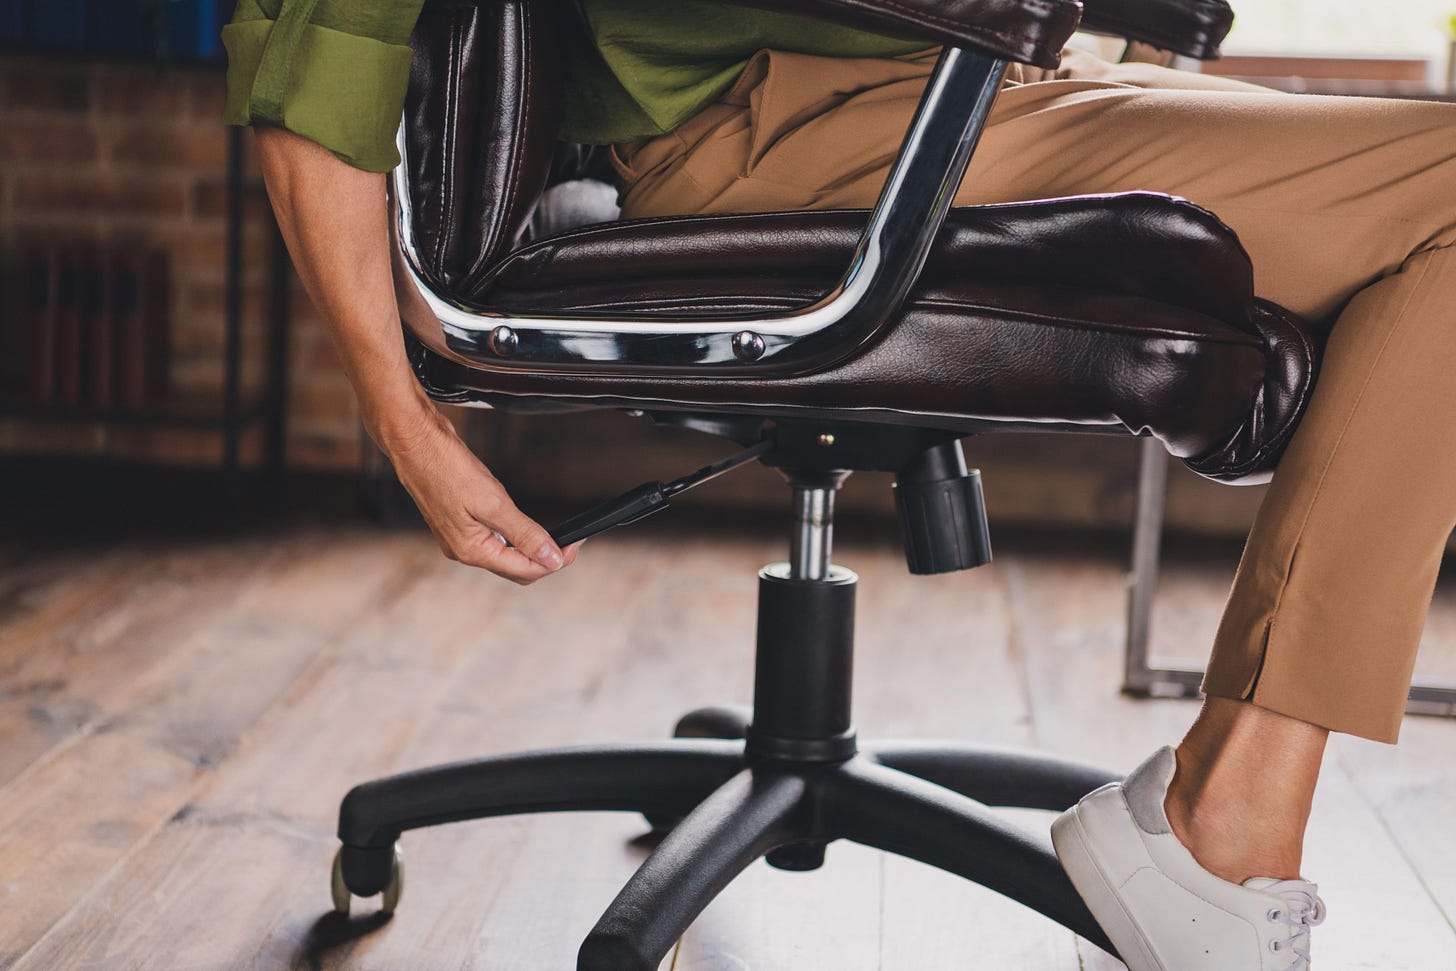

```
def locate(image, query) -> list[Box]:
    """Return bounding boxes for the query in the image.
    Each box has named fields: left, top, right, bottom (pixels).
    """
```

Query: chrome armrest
left=392, top=47, right=1008, bottom=377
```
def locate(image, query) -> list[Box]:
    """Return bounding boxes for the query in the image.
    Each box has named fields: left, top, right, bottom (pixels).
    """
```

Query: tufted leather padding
left=1184, top=301, right=1317, bottom=481
left=404, top=0, right=563, bottom=295
left=397, top=0, right=1079, bottom=297
left=403, top=193, right=1319, bottom=483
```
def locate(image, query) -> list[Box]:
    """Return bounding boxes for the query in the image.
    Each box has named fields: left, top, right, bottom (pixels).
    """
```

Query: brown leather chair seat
left=413, top=193, right=1317, bottom=482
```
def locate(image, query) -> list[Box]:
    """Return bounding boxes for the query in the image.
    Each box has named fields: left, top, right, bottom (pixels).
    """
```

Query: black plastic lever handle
left=547, top=439, right=772, bottom=547
left=550, top=482, right=670, bottom=547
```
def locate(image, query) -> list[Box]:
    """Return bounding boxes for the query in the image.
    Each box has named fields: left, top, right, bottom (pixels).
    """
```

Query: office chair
left=330, top=0, right=1319, bottom=966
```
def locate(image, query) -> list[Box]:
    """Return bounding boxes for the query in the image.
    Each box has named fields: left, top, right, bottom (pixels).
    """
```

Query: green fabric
left=562, top=1, right=923, bottom=144
left=247, top=0, right=321, bottom=121
left=224, top=0, right=424, bottom=171
left=224, top=0, right=922, bottom=171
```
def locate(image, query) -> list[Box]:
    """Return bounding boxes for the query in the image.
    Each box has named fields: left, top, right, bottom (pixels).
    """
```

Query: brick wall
left=0, top=54, right=358, bottom=470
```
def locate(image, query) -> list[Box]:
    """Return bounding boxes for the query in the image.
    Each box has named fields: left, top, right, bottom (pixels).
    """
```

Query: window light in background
left=1225, top=0, right=1454, bottom=62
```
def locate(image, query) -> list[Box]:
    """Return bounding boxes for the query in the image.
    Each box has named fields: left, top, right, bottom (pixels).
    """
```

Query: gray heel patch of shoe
left=1122, top=746, right=1176, bottom=836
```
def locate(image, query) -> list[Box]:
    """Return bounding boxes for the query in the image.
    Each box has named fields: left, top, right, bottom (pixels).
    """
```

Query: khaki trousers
left=611, top=48, right=1456, bottom=743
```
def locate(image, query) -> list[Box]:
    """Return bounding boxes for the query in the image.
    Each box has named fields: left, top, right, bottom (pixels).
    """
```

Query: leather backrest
left=404, top=0, right=563, bottom=295
left=399, top=0, right=1089, bottom=301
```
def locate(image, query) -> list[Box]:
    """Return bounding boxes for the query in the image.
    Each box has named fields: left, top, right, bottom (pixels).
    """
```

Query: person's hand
left=252, top=128, right=577, bottom=584
left=377, top=401, right=581, bottom=584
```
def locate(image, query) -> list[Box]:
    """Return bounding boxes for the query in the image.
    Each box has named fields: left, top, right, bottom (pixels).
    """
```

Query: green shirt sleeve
left=222, top=0, right=426, bottom=172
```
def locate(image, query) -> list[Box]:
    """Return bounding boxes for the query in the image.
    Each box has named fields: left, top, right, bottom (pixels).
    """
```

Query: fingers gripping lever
left=550, top=440, right=773, bottom=547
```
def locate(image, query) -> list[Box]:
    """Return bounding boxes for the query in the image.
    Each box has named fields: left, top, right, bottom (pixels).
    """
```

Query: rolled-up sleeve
left=223, top=0, right=426, bottom=172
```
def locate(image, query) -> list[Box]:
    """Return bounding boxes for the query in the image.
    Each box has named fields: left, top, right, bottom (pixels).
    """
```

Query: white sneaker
left=1051, top=746, right=1327, bottom=970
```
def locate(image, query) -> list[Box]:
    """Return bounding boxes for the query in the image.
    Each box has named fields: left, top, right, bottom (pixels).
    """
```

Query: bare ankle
left=1164, top=773, right=1304, bottom=884
left=1156, top=698, right=1328, bottom=884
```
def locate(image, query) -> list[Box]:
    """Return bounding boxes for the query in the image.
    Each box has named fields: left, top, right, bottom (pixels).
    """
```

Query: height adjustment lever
left=550, top=439, right=773, bottom=547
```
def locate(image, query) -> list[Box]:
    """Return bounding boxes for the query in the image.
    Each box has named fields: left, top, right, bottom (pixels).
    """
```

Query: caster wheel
left=331, top=844, right=404, bottom=916
left=642, top=811, right=681, bottom=833
left=672, top=705, right=751, bottom=741
left=767, top=840, right=827, bottom=872
left=645, top=705, right=750, bottom=832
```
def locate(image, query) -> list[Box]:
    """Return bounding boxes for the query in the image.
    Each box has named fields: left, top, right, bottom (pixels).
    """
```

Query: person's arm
left=257, top=125, right=576, bottom=583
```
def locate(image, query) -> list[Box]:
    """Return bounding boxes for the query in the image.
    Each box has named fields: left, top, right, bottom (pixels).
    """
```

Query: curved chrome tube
left=393, top=47, right=1007, bottom=375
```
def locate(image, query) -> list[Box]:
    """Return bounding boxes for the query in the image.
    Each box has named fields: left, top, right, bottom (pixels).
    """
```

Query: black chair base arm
left=333, top=536, right=1123, bottom=967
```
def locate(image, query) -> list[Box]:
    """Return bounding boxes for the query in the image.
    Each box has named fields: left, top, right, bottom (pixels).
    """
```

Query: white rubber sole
left=1051, top=802, right=1165, bottom=971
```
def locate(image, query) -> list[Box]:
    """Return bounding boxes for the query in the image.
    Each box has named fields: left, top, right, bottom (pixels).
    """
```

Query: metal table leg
left=1122, top=436, right=1456, bottom=716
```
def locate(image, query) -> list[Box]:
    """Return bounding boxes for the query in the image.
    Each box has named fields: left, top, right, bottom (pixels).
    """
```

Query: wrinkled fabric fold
left=222, top=17, right=415, bottom=172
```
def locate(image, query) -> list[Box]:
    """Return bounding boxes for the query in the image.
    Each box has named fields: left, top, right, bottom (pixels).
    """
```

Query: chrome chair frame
left=392, top=48, right=1008, bottom=375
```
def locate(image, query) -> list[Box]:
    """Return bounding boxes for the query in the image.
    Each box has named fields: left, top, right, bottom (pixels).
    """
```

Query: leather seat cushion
left=412, top=195, right=1315, bottom=481
left=427, top=283, right=1273, bottom=455
left=477, top=193, right=1257, bottom=328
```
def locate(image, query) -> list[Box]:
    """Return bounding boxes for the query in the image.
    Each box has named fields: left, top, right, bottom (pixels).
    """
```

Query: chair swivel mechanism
left=330, top=0, right=1321, bottom=966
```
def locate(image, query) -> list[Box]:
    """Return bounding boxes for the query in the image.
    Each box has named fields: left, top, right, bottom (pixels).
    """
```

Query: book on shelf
left=26, top=247, right=61, bottom=406
left=115, top=249, right=171, bottom=411
left=0, top=256, right=24, bottom=398
left=12, top=242, right=172, bottom=414
left=0, top=0, right=23, bottom=44
left=26, top=0, right=85, bottom=50
left=83, top=248, right=118, bottom=408
left=52, top=248, right=84, bottom=408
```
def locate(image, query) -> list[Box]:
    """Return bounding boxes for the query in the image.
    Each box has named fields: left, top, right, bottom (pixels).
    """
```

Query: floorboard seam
left=7, top=539, right=432, bottom=971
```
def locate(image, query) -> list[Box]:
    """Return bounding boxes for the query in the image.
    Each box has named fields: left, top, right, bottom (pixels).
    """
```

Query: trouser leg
left=1204, top=244, right=1456, bottom=742
left=614, top=50, right=1456, bottom=741
left=949, top=67, right=1456, bottom=742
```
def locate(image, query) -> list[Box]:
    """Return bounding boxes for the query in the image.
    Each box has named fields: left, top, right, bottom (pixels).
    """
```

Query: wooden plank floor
left=2, top=514, right=1454, bottom=969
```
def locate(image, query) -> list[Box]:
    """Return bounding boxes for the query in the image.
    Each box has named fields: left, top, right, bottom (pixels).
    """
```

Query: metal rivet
left=818, top=434, right=836, bottom=447
left=731, top=330, right=765, bottom=362
left=489, top=325, right=519, bottom=357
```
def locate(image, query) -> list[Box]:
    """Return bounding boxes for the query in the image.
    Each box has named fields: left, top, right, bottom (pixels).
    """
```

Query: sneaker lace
left=1264, top=882, right=1327, bottom=970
